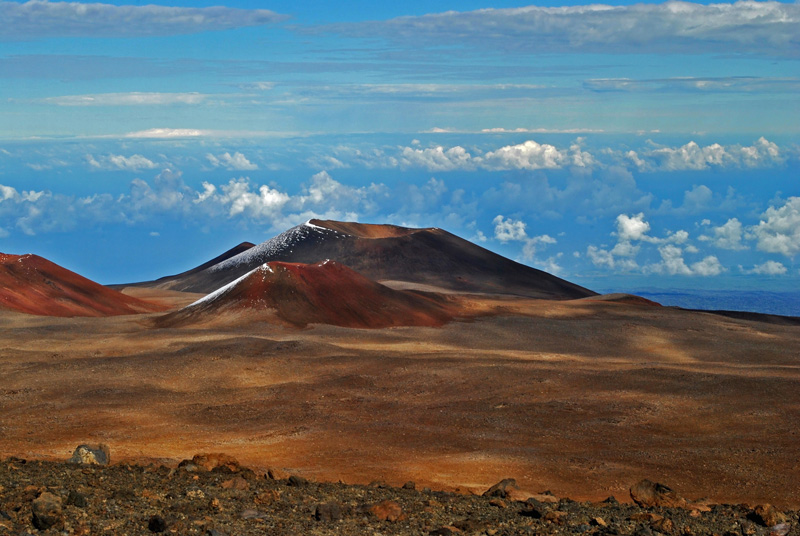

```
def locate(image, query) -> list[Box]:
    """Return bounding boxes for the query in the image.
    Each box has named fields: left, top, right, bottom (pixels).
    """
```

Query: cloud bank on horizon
left=0, top=0, right=797, bottom=290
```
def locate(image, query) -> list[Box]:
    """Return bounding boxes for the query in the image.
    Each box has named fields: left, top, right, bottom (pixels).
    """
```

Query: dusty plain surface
left=1, top=290, right=799, bottom=508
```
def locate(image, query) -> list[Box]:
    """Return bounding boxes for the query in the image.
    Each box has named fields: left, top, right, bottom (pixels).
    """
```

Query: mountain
left=158, top=260, right=456, bottom=329
left=0, top=253, right=164, bottom=317
left=135, top=219, right=596, bottom=300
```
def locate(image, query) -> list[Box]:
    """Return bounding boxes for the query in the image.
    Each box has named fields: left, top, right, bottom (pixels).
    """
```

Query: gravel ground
left=1, top=455, right=797, bottom=536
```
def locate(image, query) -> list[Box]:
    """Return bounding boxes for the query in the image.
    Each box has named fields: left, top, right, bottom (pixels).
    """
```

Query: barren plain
left=2, top=289, right=799, bottom=508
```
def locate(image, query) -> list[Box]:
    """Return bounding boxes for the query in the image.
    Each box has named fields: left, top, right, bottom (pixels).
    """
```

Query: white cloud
left=615, top=213, right=651, bottom=242
left=399, top=145, right=474, bottom=171
left=690, top=255, right=725, bottom=276
left=322, top=1, right=800, bottom=57
left=743, top=260, right=788, bottom=275
left=124, top=128, right=209, bottom=139
left=640, top=138, right=784, bottom=171
left=493, top=215, right=527, bottom=242
left=482, top=140, right=567, bottom=171
left=0, top=2, right=286, bottom=41
left=206, top=152, right=258, bottom=171
left=87, top=153, right=157, bottom=171
left=699, top=218, right=747, bottom=250
left=43, top=92, right=207, bottom=106
left=748, top=197, right=800, bottom=257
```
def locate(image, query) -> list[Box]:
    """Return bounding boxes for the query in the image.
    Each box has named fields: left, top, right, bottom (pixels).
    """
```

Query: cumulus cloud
left=742, top=260, right=788, bottom=275
left=206, top=152, right=258, bottom=171
left=646, top=245, right=724, bottom=276
left=633, top=138, right=784, bottom=172
left=86, top=153, right=157, bottom=171
left=399, top=145, right=474, bottom=171
left=319, top=1, right=800, bottom=57
left=492, top=215, right=556, bottom=263
left=699, top=218, right=748, bottom=250
left=0, top=2, right=287, bottom=41
left=615, top=213, right=651, bottom=242
left=748, top=197, right=800, bottom=257
left=43, top=92, right=207, bottom=106
left=482, top=140, right=566, bottom=170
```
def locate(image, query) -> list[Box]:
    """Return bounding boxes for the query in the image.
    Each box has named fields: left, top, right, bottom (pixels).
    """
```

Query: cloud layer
left=321, top=1, right=800, bottom=57
left=0, top=1, right=286, bottom=40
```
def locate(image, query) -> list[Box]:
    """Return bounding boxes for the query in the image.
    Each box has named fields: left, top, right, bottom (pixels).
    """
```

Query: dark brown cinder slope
left=0, top=253, right=164, bottom=317
left=133, top=219, right=595, bottom=300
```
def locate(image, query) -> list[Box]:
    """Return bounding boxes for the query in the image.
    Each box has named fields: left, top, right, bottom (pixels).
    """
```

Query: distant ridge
left=134, top=219, right=596, bottom=300
left=0, top=253, right=164, bottom=317
left=157, top=260, right=456, bottom=329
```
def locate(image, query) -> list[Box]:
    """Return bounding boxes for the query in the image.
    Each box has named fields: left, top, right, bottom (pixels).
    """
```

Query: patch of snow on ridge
left=189, top=265, right=260, bottom=307
left=210, top=222, right=328, bottom=272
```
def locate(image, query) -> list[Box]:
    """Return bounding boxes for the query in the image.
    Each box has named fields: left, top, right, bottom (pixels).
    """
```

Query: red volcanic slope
left=166, top=260, right=455, bottom=329
left=0, top=253, right=164, bottom=317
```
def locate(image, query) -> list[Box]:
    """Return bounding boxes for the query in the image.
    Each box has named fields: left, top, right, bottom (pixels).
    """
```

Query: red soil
left=165, top=260, right=456, bottom=328
left=0, top=253, right=165, bottom=317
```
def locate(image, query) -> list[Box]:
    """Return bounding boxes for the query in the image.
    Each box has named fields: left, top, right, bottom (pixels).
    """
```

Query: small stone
left=240, top=509, right=268, bottom=520
left=749, top=505, right=786, bottom=528
left=286, top=475, right=308, bottom=487
left=651, top=517, right=674, bottom=533
left=368, top=500, right=405, bottom=522
left=147, top=514, right=167, bottom=533
left=488, top=498, right=506, bottom=508
left=592, top=517, right=608, bottom=527
left=266, top=467, right=289, bottom=480
left=630, top=479, right=687, bottom=508
left=31, top=492, right=63, bottom=530
left=368, top=480, right=389, bottom=488
left=770, top=523, right=791, bottom=536
left=65, top=490, right=88, bottom=508
left=221, top=477, right=250, bottom=491
left=483, top=478, right=518, bottom=498
left=402, top=481, right=416, bottom=490
left=526, top=493, right=559, bottom=504
left=543, top=510, right=567, bottom=525
left=68, top=444, right=110, bottom=466
left=180, top=453, right=240, bottom=473
left=315, top=502, right=342, bottom=522
left=429, top=526, right=457, bottom=535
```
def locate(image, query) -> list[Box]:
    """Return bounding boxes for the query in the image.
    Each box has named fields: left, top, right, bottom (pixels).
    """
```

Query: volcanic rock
left=315, top=501, right=343, bottom=522
left=179, top=453, right=241, bottom=473
left=31, top=491, right=63, bottom=530
left=0, top=253, right=163, bottom=317
left=148, top=514, right=167, bottom=532
left=483, top=478, right=519, bottom=498
left=68, top=444, right=110, bottom=466
left=749, top=504, right=787, bottom=527
left=368, top=500, right=405, bottom=522
left=630, top=479, right=687, bottom=508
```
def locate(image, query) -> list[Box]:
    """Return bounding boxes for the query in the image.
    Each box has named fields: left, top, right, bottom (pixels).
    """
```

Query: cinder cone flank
left=0, top=253, right=164, bottom=317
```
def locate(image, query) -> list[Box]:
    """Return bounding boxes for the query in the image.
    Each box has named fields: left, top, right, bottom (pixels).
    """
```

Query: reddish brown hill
left=0, top=253, right=165, bottom=317
left=159, top=260, right=456, bottom=329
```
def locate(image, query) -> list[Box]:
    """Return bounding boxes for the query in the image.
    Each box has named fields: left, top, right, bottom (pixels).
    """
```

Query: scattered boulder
left=402, top=481, right=416, bottom=490
left=65, top=489, right=88, bottom=508
left=179, top=453, right=240, bottom=473
left=368, top=500, right=405, bottom=522
left=749, top=504, right=787, bottom=527
left=68, top=444, right=110, bottom=466
left=630, top=479, right=687, bottom=508
left=266, top=467, right=289, bottom=480
left=31, top=491, right=63, bottom=530
left=315, top=502, right=342, bottom=522
left=483, top=478, right=519, bottom=499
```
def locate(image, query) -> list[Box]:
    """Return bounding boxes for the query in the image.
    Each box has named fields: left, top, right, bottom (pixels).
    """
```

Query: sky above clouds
left=0, top=0, right=798, bottom=304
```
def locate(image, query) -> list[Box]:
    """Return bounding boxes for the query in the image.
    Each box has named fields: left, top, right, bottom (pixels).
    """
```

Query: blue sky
left=0, top=0, right=798, bottom=300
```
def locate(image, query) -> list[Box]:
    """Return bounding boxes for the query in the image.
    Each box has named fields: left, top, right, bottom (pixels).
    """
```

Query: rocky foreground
left=0, top=451, right=796, bottom=536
